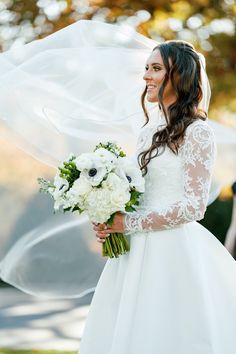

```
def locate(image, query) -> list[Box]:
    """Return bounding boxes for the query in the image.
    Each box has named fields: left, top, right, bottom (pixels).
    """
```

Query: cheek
left=154, top=72, right=165, bottom=85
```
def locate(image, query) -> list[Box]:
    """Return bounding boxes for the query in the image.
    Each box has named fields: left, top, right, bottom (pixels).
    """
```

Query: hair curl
left=138, top=40, right=207, bottom=176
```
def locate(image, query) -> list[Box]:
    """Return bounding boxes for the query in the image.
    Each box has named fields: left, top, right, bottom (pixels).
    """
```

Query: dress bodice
left=135, top=118, right=184, bottom=210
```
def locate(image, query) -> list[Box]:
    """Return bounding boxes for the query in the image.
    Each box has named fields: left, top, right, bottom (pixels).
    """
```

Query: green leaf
left=63, top=207, right=71, bottom=212
left=125, top=205, right=135, bottom=212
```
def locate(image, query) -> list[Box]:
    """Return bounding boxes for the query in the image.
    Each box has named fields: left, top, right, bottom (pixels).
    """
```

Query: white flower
left=81, top=167, right=107, bottom=186
left=73, top=175, right=92, bottom=195
left=75, top=153, right=107, bottom=186
left=85, top=187, right=113, bottom=223
left=54, top=198, right=63, bottom=211
left=110, top=188, right=130, bottom=210
left=102, top=172, right=129, bottom=190
left=52, top=173, right=69, bottom=199
left=75, top=153, right=95, bottom=171
left=94, top=148, right=118, bottom=172
left=66, top=175, right=92, bottom=209
left=54, top=194, right=71, bottom=211
left=117, top=157, right=145, bottom=193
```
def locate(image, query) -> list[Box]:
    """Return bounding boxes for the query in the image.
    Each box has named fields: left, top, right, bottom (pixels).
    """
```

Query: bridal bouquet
left=37, top=141, right=145, bottom=258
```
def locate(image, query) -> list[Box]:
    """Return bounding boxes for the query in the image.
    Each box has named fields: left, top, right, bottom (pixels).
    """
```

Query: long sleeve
left=123, top=121, right=217, bottom=234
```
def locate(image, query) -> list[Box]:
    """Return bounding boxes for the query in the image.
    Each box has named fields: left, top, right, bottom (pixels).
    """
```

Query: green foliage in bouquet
left=94, top=141, right=126, bottom=157
left=58, top=155, right=80, bottom=188
left=125, top=190, right=141, bottom=212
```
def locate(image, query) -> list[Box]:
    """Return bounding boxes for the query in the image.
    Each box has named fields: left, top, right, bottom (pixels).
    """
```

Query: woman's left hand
left=92, top=212, right=126, bottom=242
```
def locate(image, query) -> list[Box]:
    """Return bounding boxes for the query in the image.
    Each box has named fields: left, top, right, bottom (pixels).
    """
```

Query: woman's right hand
left=92, top=222, right=110, bottom=243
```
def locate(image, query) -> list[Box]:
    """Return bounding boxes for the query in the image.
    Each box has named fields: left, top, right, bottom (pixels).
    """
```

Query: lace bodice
left=123, top=117, right=217, bottom=234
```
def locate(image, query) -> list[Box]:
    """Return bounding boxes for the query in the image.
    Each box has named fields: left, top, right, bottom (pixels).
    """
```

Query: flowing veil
left=0, top=19, right=235, bottom=299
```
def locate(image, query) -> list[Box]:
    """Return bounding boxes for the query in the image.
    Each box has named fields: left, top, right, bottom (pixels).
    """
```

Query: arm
left=124, top=121, right=217, bottom=234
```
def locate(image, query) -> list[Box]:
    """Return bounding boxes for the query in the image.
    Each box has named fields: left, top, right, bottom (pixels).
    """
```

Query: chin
left=146, top=95, right=158, bottom=103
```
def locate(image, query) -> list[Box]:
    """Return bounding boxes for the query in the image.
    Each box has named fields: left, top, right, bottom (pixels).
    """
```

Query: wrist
left=123, top=212, right=143, bottom=235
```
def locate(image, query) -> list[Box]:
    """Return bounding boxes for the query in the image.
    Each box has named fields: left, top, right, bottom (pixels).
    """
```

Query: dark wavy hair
left=138, top=40, right=207, bottom=176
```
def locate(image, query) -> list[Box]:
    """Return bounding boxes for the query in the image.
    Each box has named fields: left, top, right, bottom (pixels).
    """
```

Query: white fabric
left=0, top=19, right=236, bottom=299
left=78, top=113, right=236, bottom=354
left=0, top=20, right=157, bottom=298
left=0, top=20, right=156, bottom=165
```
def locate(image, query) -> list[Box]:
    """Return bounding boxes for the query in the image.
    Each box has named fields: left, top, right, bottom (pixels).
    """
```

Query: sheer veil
left=0, top=20, right=235, bottom=299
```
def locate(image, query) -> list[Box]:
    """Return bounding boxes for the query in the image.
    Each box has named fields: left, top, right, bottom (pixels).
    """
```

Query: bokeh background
left=0, top=1, right=235, bottom=352
left=0, top=0, right=235, bottom=280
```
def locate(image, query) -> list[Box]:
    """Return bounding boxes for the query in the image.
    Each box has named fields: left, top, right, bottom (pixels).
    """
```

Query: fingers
left=93, top=223, right=111, bottom=234
left=93, top=222, right=108, bottom=231
left=92, top=222, right=111, bottom=243
left=96, top=236, right=106, bottom=243
left=96, top=232, right=110, bottom=243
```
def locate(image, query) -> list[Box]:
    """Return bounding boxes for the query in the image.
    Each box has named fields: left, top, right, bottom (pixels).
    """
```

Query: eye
left=153, top=67, right=161, bottom=71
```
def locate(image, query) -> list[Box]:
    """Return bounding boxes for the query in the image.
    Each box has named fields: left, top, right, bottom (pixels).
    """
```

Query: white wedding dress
left=78, top=115, right=236, bottom=354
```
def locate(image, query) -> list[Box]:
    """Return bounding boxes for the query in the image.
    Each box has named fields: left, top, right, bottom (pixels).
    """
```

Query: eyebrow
left=145, top=62, right=163, bottom=67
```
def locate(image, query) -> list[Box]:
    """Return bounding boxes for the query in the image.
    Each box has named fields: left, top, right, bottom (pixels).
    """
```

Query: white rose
left=85, top=187, right=110, bottom=208
left=66, top=176, right=92, bottom=209
left=102, top=172, right=129, bottom=190
left=87, top=208, right=112, bottom=224
left=72, top=175, right=92, bottom=195
left=110, top=187, right=130, bottom=210
left=85, top=187, right=113, bottom=223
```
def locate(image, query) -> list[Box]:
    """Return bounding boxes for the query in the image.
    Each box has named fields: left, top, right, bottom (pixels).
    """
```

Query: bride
left=0, top=19, right=236, bottom=353
left=79, top=40, right=236, bottom=354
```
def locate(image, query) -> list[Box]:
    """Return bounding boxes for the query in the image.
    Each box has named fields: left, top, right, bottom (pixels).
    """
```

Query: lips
left=147, top=85, right=157, bottom=91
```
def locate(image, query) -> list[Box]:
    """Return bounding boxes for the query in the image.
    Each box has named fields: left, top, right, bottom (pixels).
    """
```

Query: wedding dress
left=78, top=114, right=236, bottom=354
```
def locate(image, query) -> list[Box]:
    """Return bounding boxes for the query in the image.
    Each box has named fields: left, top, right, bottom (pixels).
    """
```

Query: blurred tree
left=0, top=0, right=235, bottom=121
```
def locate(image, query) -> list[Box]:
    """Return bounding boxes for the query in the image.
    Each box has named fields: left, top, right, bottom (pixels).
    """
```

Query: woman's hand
left=92, top=212, right=126, bottom=243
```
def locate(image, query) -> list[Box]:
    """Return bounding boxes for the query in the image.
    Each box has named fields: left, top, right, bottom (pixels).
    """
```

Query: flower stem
left=114, top=233, right=122, bottom=254
left=110, top=234, right=119, bottom=258
left=102, top=233, right=130, bottom=258
left=106, top=236, right=114, bottom=258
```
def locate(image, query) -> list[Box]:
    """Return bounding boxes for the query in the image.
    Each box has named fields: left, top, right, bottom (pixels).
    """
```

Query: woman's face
left=143, top=49, right=175, bottom=105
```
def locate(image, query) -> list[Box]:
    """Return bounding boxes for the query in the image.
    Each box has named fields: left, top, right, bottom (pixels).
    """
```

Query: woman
left=77, top=41, right=236, bottom=353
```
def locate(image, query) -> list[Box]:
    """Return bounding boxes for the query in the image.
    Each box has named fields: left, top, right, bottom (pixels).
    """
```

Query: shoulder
left=183, top=119, right=216, bottom=147
left=179, top=119, right=217, bottom=160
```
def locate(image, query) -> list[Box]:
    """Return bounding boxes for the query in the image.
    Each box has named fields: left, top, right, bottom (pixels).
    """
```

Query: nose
left=143, top=69, right=151, bottom=81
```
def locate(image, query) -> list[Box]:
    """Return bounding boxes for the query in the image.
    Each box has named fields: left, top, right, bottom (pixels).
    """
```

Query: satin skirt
left=78, top=221, right=236, bottom=354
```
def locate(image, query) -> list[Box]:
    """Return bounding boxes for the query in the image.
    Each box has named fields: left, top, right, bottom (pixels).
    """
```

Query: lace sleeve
left=123, top=121, right=217, bottom=234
